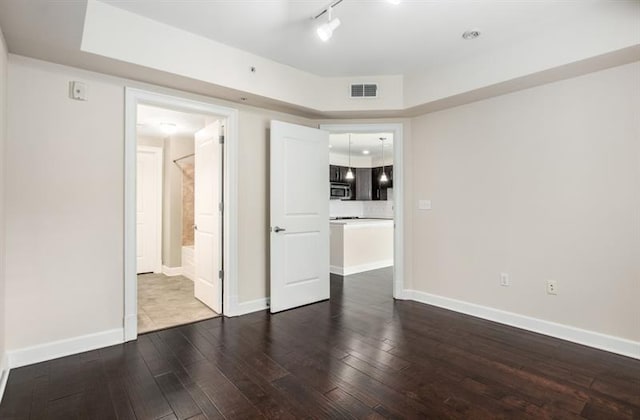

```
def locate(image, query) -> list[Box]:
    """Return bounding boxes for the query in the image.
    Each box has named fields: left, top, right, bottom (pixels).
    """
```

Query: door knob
left=273, top=226, right=286, bottom=233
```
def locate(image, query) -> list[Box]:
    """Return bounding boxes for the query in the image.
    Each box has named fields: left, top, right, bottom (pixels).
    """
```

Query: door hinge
left=219, top=134, right=225, bottom=144
left=218, top=202, right=224, bottom=212
left=218, top=270, right=224, bottom=279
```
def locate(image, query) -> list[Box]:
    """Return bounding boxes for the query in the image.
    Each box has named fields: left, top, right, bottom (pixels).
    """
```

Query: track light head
left=316, top=5, right=341, bottom=42
left=317, top=16, right=341, bottom=41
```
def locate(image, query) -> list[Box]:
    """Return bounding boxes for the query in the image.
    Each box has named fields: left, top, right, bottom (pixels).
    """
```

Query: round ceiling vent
left=462, top=30, right=481, bottom=40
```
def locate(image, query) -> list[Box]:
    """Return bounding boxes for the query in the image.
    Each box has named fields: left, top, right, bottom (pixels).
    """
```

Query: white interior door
left=194, top=121, right=222, bottom=313
left=136, top=146, right=162, bottom=274
left=270, top=120, right=329, bottom=313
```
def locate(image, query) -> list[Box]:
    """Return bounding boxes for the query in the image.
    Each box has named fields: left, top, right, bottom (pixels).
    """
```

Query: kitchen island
left=330, top=218, right=394, bottom=275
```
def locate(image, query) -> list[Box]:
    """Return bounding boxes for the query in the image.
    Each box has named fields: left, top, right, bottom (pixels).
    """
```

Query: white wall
left=4, top=55, right=314, bottom=352
left=408, top=61, right=640, bottom=342
left=0, top=24, right=8, bottom=386
left=5, top=56, right=125, bottom=351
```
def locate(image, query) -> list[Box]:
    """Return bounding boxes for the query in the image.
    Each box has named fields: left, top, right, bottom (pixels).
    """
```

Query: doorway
left=268, top=121, right=404, bottom=313
left=320, top=124, right=404, bottom=299
left=135, top=104, right=223, bottom=333
left=124, top=88, right=240, bottom=341
left=328, top=131, right=396, bottom=295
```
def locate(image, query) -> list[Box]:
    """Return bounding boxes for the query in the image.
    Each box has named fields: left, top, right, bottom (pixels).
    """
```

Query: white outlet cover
left=418, top=200, right=432, bottom=210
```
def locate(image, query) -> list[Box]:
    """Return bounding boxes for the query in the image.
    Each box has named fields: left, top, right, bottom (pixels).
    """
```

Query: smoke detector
left=462, top=30, right=481, bottom=40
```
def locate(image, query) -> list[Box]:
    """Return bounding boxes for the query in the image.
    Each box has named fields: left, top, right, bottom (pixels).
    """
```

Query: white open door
left=270, top=121, right=329, bottom=313
left=136, top=146, right=162, bottom=274
left=194, top=121, right=222, bottom=313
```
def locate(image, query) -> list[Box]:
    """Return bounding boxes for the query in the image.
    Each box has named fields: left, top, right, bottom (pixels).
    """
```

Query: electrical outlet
left=546, top=280, right=558, bottom=295
left=500, top=273, right=510, bottom=287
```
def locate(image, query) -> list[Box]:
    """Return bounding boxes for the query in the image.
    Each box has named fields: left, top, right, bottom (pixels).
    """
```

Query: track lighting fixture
left=316, top=5, right=341, bottom=42
left=313, top=0, right=398, bottom=43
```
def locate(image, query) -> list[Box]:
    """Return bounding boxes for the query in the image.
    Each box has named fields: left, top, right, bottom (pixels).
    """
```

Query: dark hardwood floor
left=1, top=267, right=639, bottom=419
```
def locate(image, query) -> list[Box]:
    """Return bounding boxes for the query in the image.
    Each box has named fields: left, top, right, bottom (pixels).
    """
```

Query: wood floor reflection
left=1, top=267, right=639, bottom=419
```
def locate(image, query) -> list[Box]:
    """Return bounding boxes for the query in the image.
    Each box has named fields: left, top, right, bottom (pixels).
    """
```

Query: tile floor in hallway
left=137, top=273, right=218, bottom=333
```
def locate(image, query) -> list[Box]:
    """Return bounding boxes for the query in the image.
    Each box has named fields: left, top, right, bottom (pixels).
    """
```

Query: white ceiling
left=330, top=132, right=393, bottom=162
left=102, top=0, right=608, bottom=77
left=0, top=0, right=637, bottom=118
left=136, top=105, right=207, bottom=139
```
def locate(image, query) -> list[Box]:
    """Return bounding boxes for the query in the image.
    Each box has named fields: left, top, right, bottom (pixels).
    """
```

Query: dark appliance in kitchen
left=330, top=183, right=352, bottom=200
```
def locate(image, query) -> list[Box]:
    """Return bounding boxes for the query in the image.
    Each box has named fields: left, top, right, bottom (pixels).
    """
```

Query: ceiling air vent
left=350, top=83, right=378, bottom=98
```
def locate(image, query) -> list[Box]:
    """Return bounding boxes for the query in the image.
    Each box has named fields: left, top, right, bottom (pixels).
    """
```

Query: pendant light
left=380, top=137, right=388, bottom=183
left=345, top=134, right=354, bottom=180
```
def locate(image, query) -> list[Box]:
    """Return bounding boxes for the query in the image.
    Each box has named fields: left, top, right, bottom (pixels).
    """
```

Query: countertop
left=330, top=218, right=393, bottom=227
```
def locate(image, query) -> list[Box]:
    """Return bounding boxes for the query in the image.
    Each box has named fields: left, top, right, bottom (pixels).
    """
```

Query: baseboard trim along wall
left=162, top=265, right=183, bottom=277
left=330, top=260, right=394, bottom=276
left=0, top=353, right=9, bottom=404
left=233, top=297, right=270, bottom=316
left=7, top=328, right=124, bottom=369
left=405, top=289, right=640, bottom=360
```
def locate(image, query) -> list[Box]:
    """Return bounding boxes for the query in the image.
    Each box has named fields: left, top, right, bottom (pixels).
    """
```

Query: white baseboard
left=232, top=297, right=270, bottom=316
left=7, top=328, right=124, bottom=369
left=162, top=265, right=183, bottom=277
left=124, top=314, right=137, bottom=342
left=405, top=289, right=640, bottom=360
left=331, top=260, right=394, bottom=276
left=0, top=353, right=8, bottom=404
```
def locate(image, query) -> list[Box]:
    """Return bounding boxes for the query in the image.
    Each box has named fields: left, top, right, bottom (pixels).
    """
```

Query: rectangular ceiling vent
left=350, top=83, right=378, bottom=98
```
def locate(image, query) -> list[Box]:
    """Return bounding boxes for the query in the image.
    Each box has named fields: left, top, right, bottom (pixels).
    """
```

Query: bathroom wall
left=163, top=135, right=195, bottom=268
left=181, top=163, right=194, bottom=246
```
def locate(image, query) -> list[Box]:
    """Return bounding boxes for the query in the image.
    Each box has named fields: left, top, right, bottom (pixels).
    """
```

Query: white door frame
left=319, top=123, right=405, bottom=299
left=136, top=145, right=163, bottom=274
left=124, top=88, right=240, bottom=341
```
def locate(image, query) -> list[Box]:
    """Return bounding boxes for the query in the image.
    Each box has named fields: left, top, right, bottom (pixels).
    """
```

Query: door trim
left=124, top=88, right=240, bottom=341
left=136, top=145, right=163, bottom=274
left=319, top=123, right=405, bottom=299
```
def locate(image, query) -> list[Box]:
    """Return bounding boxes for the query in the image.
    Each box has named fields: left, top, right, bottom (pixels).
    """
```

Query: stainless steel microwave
left=330, top=183, right=351, bottom=200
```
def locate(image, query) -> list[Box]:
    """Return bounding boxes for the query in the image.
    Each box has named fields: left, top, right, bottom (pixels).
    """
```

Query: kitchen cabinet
left=330, top=164, right=392, bottom=201
left=329, top=165, right=340, bottom=182
left=372, top=165, right=393, bottom=201
left=355, top=168, right=372, bottom=200
left=329, top=165, right=355, bottom=184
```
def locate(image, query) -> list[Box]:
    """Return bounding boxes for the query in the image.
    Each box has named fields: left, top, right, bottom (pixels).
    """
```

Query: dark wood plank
left=155, top=372, right=202, bottom=420
left=1, top=267, right=639, bottom=419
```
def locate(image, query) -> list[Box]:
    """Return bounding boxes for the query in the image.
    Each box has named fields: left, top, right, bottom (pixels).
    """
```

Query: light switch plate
left=418, top=200, right=432, bottom=210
